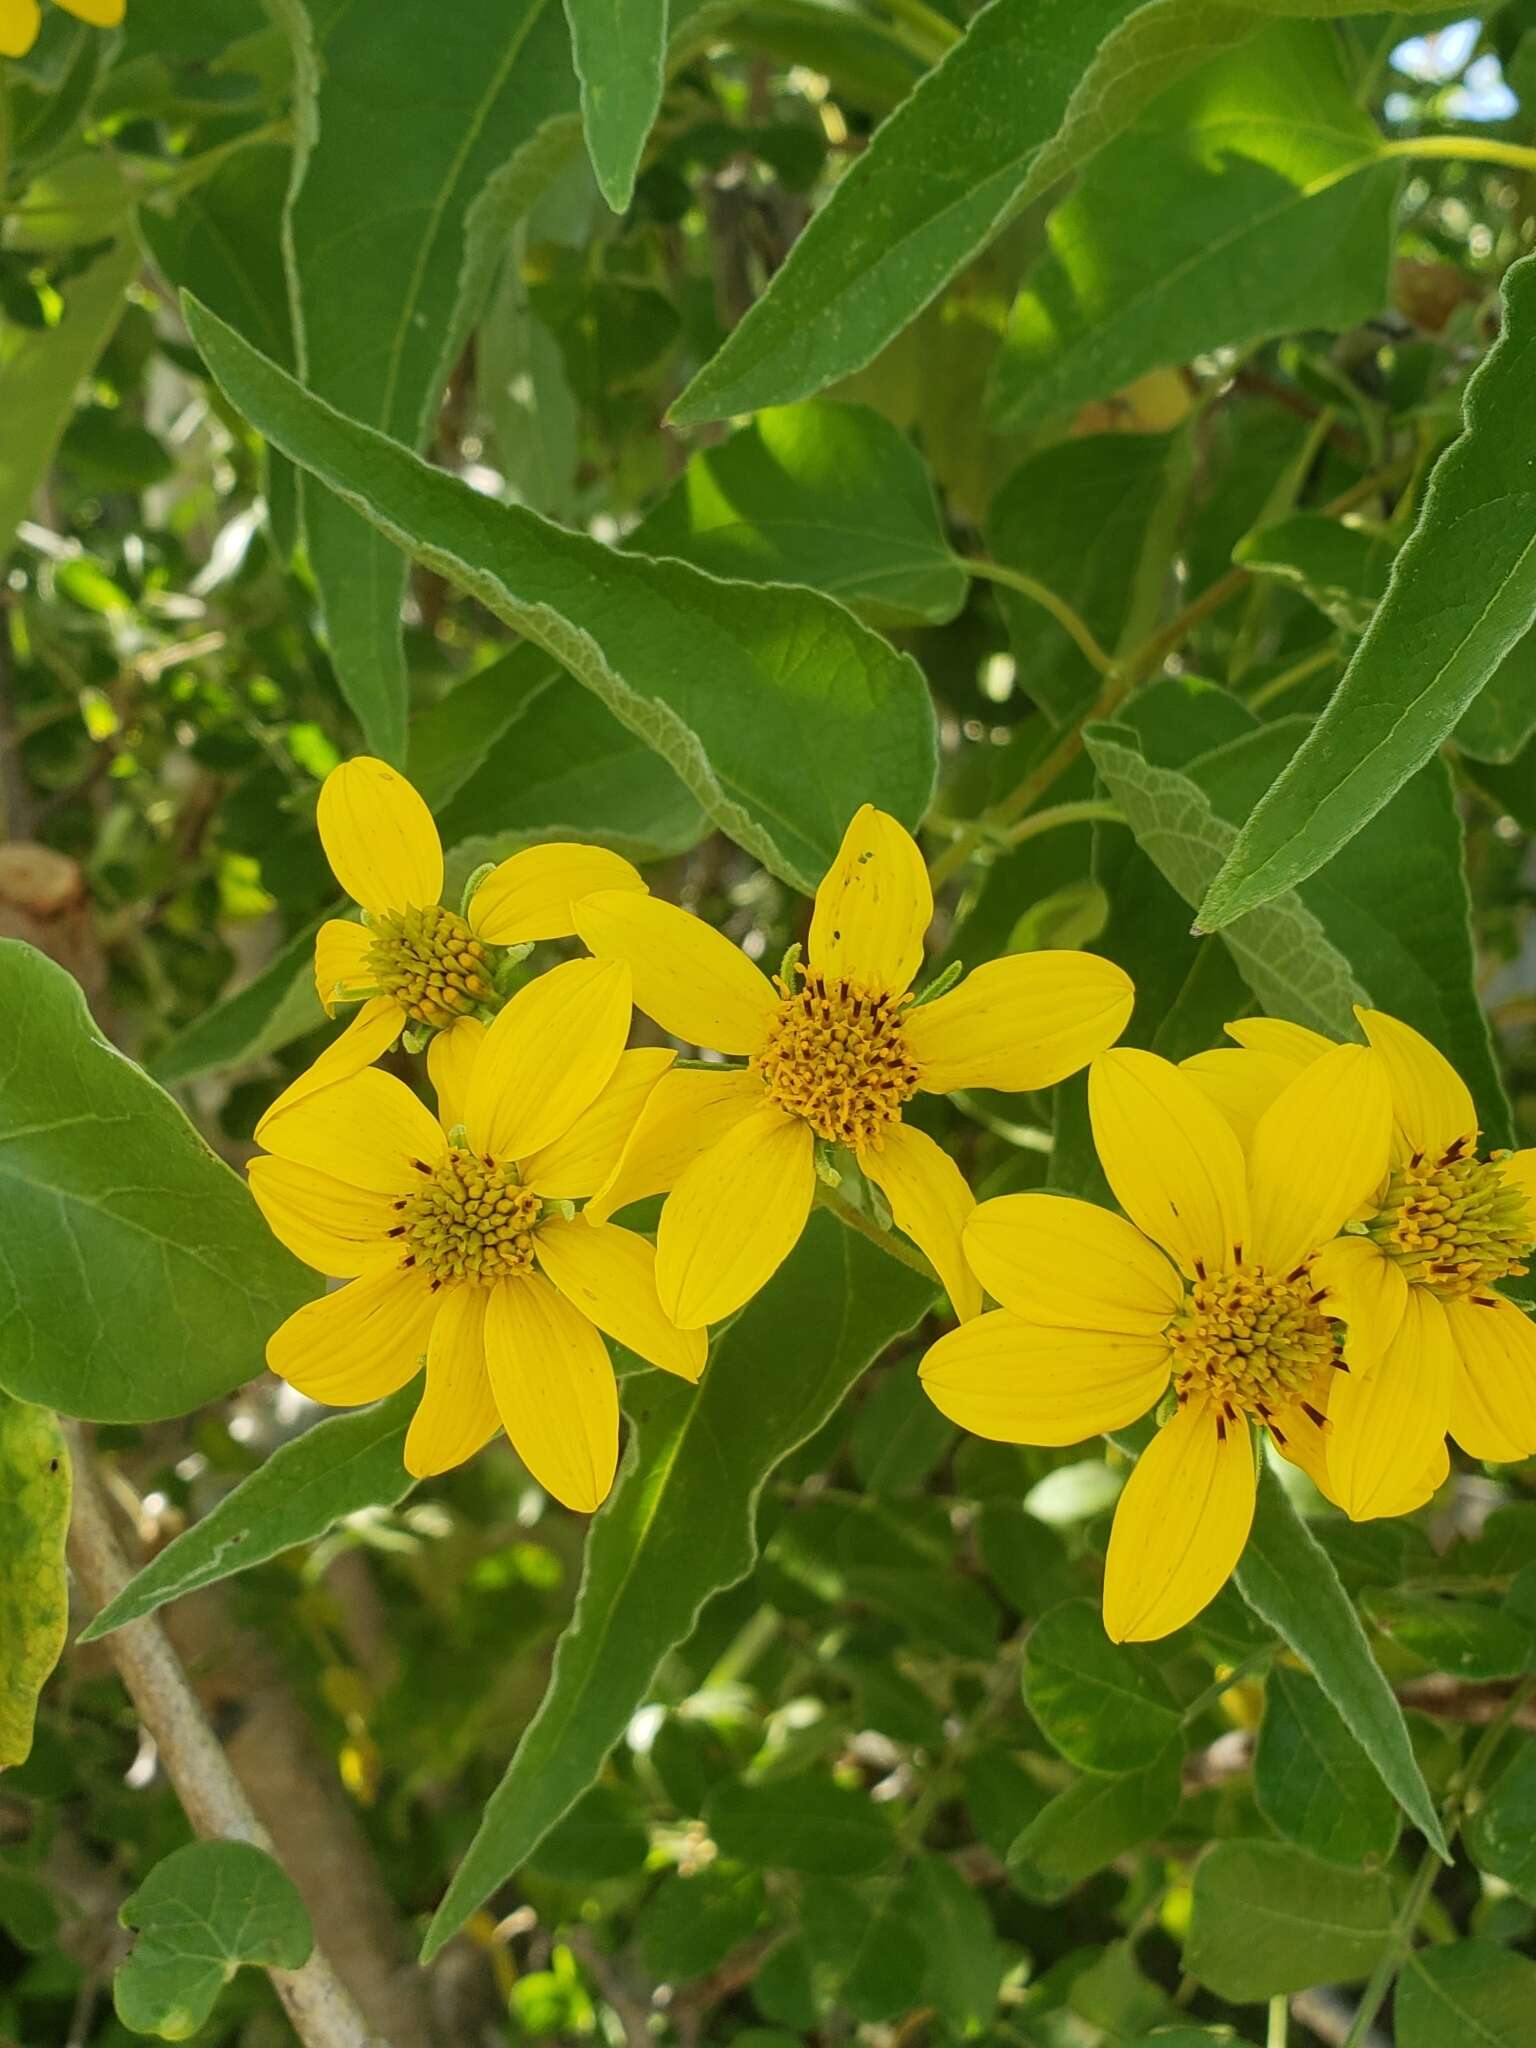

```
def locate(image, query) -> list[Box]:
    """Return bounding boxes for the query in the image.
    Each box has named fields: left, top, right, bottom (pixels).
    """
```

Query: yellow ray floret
left=574, top=803, right=1134, bottom=1328
left=919, top=1043, right=1394, bottom=1642
left=1, top=0, right=122, bottom=59
left=249, top=958, right=701, bottom=1510
left=269, top=756, right=646, bottom=1121
left=1193, top=1007, right=1536, bottom=1505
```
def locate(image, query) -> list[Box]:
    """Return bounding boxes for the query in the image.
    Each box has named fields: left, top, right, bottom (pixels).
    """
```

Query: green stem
left=1180, top=1646, right=1273, bottom=1727
left=1341, top=1673, right=1536, bottom=2048
left=1244, top=644, right=1341, bottom=713
left=878, top=0, right=962, bottom=58
left=958, top=557, right=1114, bottom=675
left=1004, top=799, right=1124, bottom=846
left=813, top=1182, right=939, bottom=1284
left=1381, top=134, right=1536, bottom=178
left=1267, top=1994, right=1289, bottom=2048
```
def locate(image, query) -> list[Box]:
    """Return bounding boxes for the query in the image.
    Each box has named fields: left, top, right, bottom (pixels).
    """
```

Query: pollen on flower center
left=1167, top=1266, right=1334, bottom=1434
left=754, top=969, right=921, bottom=1150
left=364, top=903, right=494, bottom=1028
left=391, top=1148, right=542, bottom=1285
left=1369, top=1142, right=1532, bottom=1296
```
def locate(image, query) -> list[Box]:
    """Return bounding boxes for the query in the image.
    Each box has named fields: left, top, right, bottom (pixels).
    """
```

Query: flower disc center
left=365, top=904, right=494, bottom=1028
left=394, top=1149, right=542, bottom=1285
left=1369, top=1146, right=1532, bottom=1297
left=755, top=971, right=920, bottom=1150
left=1168, top=1267, right=1334, bottom=1427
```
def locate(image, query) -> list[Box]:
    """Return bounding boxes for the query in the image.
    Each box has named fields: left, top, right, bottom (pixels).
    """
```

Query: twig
left=63, top=1423, right=390, bottom=2048
left=958, top=556, right=1114, bottom=675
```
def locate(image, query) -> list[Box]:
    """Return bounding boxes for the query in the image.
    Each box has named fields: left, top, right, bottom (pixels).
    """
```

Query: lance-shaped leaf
left=182, top=296, right=937, bottom=892
left=421, top=1212, right=933, bottom=1958
left=0, top=942, right=315, bottom=1422
left=80, top=1391, right=418, bottom=1641
left=0, top=1391, right=69, bottom=1769
left=564, top=0, right=667, bottom=212
left=1199, top=248, right=1536, bottom=929
left=1235, top=1462, right=1448, bottom=1859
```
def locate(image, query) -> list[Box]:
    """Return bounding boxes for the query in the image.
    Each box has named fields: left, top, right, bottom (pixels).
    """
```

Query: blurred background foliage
left=5, top=2, right=1536, bottom=2045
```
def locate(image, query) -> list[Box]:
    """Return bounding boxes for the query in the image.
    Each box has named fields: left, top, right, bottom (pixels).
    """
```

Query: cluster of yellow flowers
left=250, top=759, right=1536, bottom=1643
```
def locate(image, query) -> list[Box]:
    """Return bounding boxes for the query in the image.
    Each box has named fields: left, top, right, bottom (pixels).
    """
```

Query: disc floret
left=755, top=969, right=921, bottom=1150
left=1368, top=1141, right=1533, bottom=1297
left=1167, top=1265, right=1334, bottom=1434
left=364, top=903, right=494, bottom=1029
left=393, top=1147, right=542, bottom=1285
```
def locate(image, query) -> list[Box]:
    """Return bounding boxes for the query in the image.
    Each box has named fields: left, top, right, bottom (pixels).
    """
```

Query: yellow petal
left=535, top=1218, right=706, bottom=1382
left=1225, top=1017, right=1333, bottom=1066
left=1270, top=1380, right=1340, bottom=1506
left=574, top=889, right=778, bottom=1055
left=468, top=843, right=646, bottom=945
left=860, top=1121, right=981, bottom=1322
left=257, top=1064, right=446, bottom=1193
left=1181, top=1046, right=1304, bottom=1150
left=464, top=956, right=631, bottom=1164
left=54, top=0, right=124, bottom=23
left=807, top=805, right=931, bottom=998
left=906, top=952, right=1133, bottom=1095
left=1103, top=1395, right=1256, bottom=1643
left=585, top=1065, right=766, bottom=1226
left=1443, top=1294, right=1536, bottom=1463
left=1280, top=1375, right=1447, bottom=1517
left=522, top=1048, right=676, bottom=1201
left=246, top=1157, right=398, bottom=1278
left=919, top=1312, right=1170, bottom=1445
left=1247, top=1044, right=1393, bottom=1275
left=0, top=0, right=42, bottom=58
left=256, top=997, right=404, bottom=1126
left=656, top=1105, right=814, bottom=1328
left=1356, top=1007, right=1478, bottom=1161
left=1326, top=1288, right=1453, bottom=1520
left=314, top=919, right=376, bottom=1016
left=404, top=1288, right=500, bottom=1478
left=316, top=756, right=443, bottom=915
left=484, top=1272, right=619, bottom=1511
left=267, top=1266, right=436, bottom=1406
left=1088, top=1048, right=1249, bottom=1279
left=426, top=1016, right=486, bottom=1134
left=962, top=1192, right=1181, bottom=1335
left=1312, top=1237, right=1408, bottom=1370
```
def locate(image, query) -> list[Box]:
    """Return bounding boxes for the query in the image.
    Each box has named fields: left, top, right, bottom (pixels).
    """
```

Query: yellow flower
left=573, top=805, right=1134, bottom=1329
left=1, top=0, right=120, bottom=59
left=1196, top=1008, right=1536, bottom=1516
left=918, top=1043, right=1393, bottom=1641
left=274, top=755, right=645, bottom=1120
left=248, top=957, right=700, bottom=1509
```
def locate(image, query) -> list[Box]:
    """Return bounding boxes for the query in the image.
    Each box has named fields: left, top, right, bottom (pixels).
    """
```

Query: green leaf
left=0, top=1391, right=69, bottom=1769
left=564, top=0, right=666, bottom=211
left=147, top=913, right=328, bottom=1090
left=0, top=942, right=314, bottom=1422
left=670, top=0, right=1448, bottom=425
left=139, top=145, right=293, bottom=376
left=849, top=1367, right=956, bottom=1495
left=988, top=24, right=1393, bottom=431
left=635, top=401, right=966, bottom=628
left=908, top=1853, right=1004, bottom=2033
left=420, top=1213, right=932, bottom=1957
left=1006, top=1742, right=1183, bottom=1902
left=1184, top=1840, right=1393, bottom=2001
left=1235, top=511, right=1394, bottom=635
left=1021, top=1597, right=1182, bottom=1774
left=1083, top=719, right=1365, bottom=1034
left=1455, top=627, right=1536, bottom=764
left=637, top=1867, right=767, bottom=1981
left=1252, top=1663, right=1401, bottom=1867
left=1365, top=1592, right=1536, bottom=1681
left=1199, top=249, right=1536, bottom=930
left=802, top=1879, right=927, bottom=2024
left=1397, top=1940, right=1536, bottom=2048
left=0, top=237, right=137, bottom=552
left=114, top=1840, right=313, bottom=2041
left=79, top=1390, right=417, bottom=1641
left=706, top=1775, right=895, bottom=1878
left=526, top=1783, right=650, bottom=1881
left=183, top=295, right=937, bottom=891
left=1234, top=1461, right=1448, bottom=1860
left=987, top=431, right=1190, bottom=725
left=279, top=0, right=583, bottom=758
left=1466, top=1737, right=1536, bottom=1901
